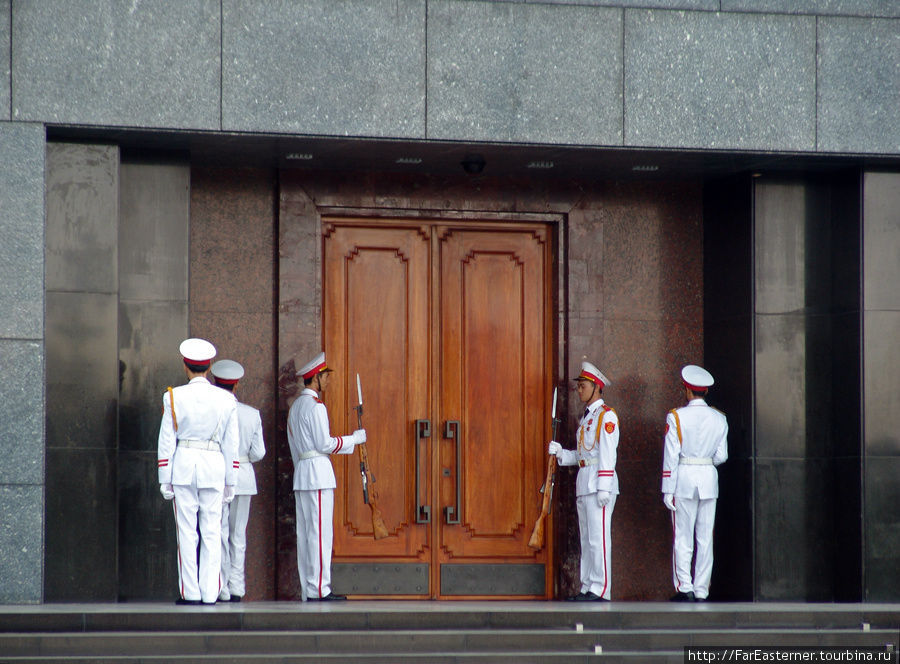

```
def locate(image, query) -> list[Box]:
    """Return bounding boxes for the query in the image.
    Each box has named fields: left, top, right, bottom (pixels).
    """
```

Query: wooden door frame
left=318, top=207, right=567, bottom=599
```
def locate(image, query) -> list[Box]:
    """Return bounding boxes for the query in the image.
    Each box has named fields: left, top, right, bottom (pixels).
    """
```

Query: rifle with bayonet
left=355, top=374, right=389, bottom=540
left=528, top=387, right=559, bottom=550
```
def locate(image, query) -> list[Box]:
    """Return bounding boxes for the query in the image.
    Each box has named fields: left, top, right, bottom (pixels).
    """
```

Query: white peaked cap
left=297, top=351, right=331, bottom=380
left=211, top=359, right=244, bottom=384
left=576, top=361, right=611, bottom=389
left=179, top=338, right=216, bottom=366
left=681, top=364, right=714, bottom=390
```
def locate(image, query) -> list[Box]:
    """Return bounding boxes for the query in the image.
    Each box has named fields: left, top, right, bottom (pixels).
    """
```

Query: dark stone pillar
left=862, top=172, right=900, bottom=601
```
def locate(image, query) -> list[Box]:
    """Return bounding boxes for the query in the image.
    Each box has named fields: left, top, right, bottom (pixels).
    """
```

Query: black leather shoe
left=574, top=591, right=604, bottom=602
left=694, top=597, right=707, bottom=602
left=565, top=592, right=587, bottom=602
left=317, top=593, right=347, bottom=601
left=670, top=591, right=695, bottom=602
left=175, top=598, right=201, bottom=606
left=229, top=595, right=242, bottom=603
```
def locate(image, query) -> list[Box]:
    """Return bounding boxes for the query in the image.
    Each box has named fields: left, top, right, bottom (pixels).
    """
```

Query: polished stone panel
left=428, top=2, right=622, bottom=145
left=12, top=0, right=220, bottom=128
left=45, top=291, right=119, bottom=451
left=0, top=341, right=43, bottom=486
left=118, top=451, right=178, bottom=601
left=862, top=173, right=900, bottom=312
left=45, top=448, right=117, bottom=601
left=755, top=458, right=834, bottom=601
left=117, top=157, right=191, bottom=601
left=45, top=144, right=118, bottom=293
left=0, top=122, right=44, bottom=340
left=755, top=314, right=807, bottom=458
left=755, top=182, right=810, bottom=315
left=818, top=18, right=900, bottom=154
left=625, top=10, right=816, bottom=150
left=864, top=456, right=900, bottom=601
left=863, top=311, right=900, bottom=457
left=222, top=0, right=424, bottom=137
left=118, top=301, right=189, bottom=452
left=0, top=485, right=42, bottom=604
left=119, top=161, right=190, bottom=303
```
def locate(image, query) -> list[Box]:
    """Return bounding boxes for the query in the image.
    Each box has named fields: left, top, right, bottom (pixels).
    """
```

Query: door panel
left=438, top=227, right=549, bottom=565
left=324, top=222, right=431, bottom=563
left=324, top=218, right=552, bottom=598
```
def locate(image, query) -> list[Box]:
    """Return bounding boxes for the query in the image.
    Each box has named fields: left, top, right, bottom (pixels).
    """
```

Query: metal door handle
left=444, top=420, right=461, bottom=525
left=415, top=419, right=431, bottom=524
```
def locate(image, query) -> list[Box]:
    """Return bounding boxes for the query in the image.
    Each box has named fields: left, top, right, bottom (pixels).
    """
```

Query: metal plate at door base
left=441, top=564, right=545, bottom=596
left=332, top=563, right=429, bottom=595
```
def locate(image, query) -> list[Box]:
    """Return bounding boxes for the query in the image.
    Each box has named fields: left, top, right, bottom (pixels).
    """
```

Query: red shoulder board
left=314, top=397, right=324, bottom=404
left=605, top=421, right=616, bottom=434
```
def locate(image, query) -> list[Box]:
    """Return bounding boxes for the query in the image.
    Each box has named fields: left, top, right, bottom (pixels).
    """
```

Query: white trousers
left=294, top=488, right=334, bottom=601
left=220, top=494, right=252, bottom=599
left=671, top=496, right=717, bottom=599
left=576, top=493, right=616, bottom=599
left=172, top=481, right=223, bottom=603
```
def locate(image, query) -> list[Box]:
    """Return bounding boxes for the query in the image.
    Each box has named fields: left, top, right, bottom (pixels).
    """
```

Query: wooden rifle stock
left=356, top=404, right=389, bottom=540
left=528, top=412, right=559, bottom=551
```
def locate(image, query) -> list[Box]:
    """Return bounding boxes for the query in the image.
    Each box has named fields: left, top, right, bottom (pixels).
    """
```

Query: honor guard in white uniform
left=661, top=365, right=728, bottom=602
left=157, top=338, right=239, bottom=605
left=210, top=359, right=266, bottom=603
left=548, top=362, right=620, bottom=601
left=287, top=352, right=367, bottom=601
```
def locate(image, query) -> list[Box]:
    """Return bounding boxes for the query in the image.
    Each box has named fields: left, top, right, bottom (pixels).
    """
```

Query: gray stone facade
left=0, top=0, right=897, bottom=603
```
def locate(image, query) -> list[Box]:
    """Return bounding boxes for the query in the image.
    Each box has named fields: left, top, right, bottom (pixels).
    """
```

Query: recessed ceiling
left=47, top=125, right=896, bottom=181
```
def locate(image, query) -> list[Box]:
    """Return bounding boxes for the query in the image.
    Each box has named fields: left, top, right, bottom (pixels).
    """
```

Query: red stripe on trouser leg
left=173, top=498, right=185, bottom=599
left=317, top=489, right=323, bottom=599
left=671, top=507, right=680, bottom=592
left=600, top=505, right=608, bottom=599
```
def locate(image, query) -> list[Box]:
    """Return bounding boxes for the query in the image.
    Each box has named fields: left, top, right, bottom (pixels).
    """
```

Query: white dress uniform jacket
left=235, top=402, right=265, bottom=495
left=661, top=399, right=728, bottom=499
left=287, top=389, right=363, bottom=490
left=220, top=400, right=265, bottom=600
left=556, top=399, right=620, bottom=497
left=158, top=376, right=240, bottom=489
left=157, top=376, right=239, bottom=603
left=661, top=397, right=728, bottom=600
left=555, top=398, right=620, bottom=600
left=287, top=388, right=364, bottom=600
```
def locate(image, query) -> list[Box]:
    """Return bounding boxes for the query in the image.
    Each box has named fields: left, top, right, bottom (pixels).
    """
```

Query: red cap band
left=301, top=360, right=327, bottom=380
left=579, top=370, right=605, bottom=389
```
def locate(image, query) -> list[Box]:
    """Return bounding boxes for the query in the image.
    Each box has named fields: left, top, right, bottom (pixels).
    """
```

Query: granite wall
left=0, top=123, right=44, bottom=604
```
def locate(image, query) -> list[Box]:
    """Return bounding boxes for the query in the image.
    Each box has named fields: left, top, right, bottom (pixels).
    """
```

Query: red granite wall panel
left=190, top=167, right=278, bottom=600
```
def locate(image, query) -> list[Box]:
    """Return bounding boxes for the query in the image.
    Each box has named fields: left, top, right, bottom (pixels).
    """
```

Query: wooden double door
left=323, top=217, right=555, bottom=599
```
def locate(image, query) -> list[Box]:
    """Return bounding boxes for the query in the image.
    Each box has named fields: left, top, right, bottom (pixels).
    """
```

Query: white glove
left=160, top=483, right=175, bottom=500
left=547, top=441, right=562, bottom=456
left=223, top=485, right=235, bottom=504
left=354, top=428, right=367, bottom=444
left=663, top=493, right=676, bottom=512
left=597, top=490, right=611, bottom=507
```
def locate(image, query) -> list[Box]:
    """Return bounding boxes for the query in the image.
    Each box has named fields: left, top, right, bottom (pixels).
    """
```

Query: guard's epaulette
left=600, top=404, right=615, bottom=416
left=668, top=408, right=682, bottom=445
left=314, top=397, right=324, bottom=404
